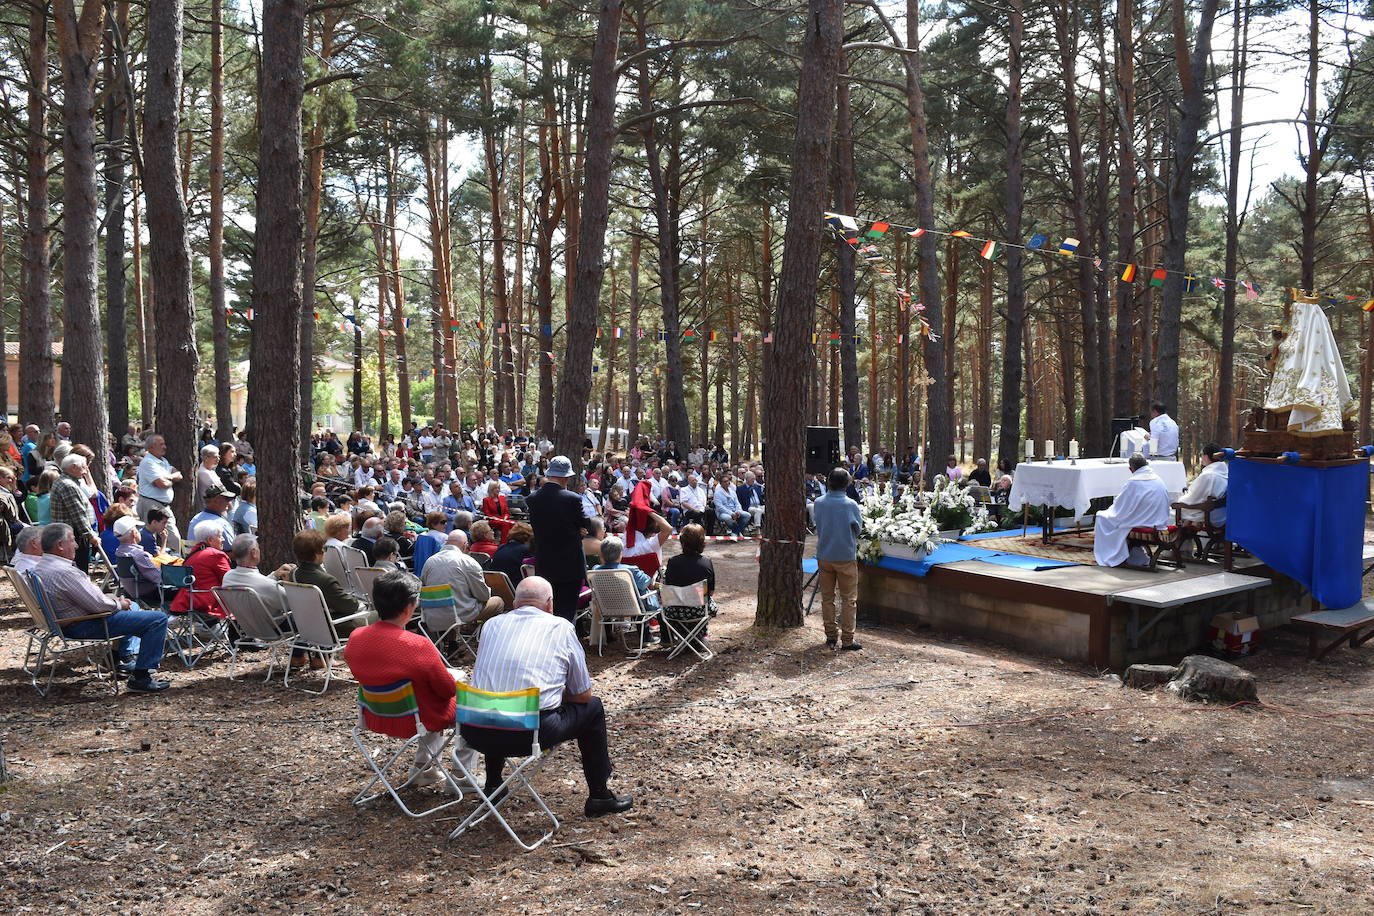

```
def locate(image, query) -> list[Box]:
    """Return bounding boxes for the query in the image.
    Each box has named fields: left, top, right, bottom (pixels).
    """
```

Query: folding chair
left=213, top=585, right=295, bottom=683
left=280, top=580, right=364, bottom=694
left=447, top=682, right=559, bottom=851
left=350, top=566, right=386, bottom=605
left=89, top=538, right=119, bottom=593
left=159, top=564, right=211, bottom=669
left=482, top=570, right=517, bottom=611
left=802, top=557, right=820, bottom=616
left=323, top=545, right=351, bottom=590
left=351, top=680, right=467, bottom=818
left=586, top=568, right=655, bottom=656
left=338, top=545, right=374, bottom=605
left=417, top=584, right=480, bottom=661
left=11, top=567, right=121, bottom=697
left=659, top=580, right=714, bottom=661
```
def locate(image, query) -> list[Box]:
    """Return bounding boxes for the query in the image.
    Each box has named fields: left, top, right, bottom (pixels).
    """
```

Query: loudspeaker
left=1110, top=417, right=1139, bottom=440
left=806, top=426, right=842, bottom=475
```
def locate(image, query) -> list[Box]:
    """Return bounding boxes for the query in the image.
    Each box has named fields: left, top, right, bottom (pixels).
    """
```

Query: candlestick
left=1069, top=439, right=1079, bottom=461
left=1025, top=439, right=1034, bottom=461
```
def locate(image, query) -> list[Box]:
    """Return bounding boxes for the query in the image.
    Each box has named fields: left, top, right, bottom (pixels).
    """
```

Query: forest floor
left=1, top=538, right=1372, bottom=915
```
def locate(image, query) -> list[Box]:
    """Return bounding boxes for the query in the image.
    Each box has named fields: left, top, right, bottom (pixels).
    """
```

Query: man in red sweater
left=344, top=568, right=471, bottom=789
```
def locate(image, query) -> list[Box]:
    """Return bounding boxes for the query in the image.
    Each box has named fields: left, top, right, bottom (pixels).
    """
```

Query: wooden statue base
left=1238, top=407, right=1356, bottom=462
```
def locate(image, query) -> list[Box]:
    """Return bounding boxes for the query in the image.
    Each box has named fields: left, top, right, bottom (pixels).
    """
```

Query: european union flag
left=1027, top=233, right=1047, bottom=250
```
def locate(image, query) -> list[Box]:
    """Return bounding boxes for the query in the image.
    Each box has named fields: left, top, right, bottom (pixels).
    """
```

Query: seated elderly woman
left=383, top=509, right=415, bottom=558
left=290, top=528, right=373, bottom=650
left=594, top=535, right=660, bottom=613
left=170, top=519, right=233, bottom=620
left=661, top=523, right=717, bottom=644
left=489, top=521, right=533, bottom=585
left=113, top=515, right=163, bottom=604
left=322, top=512, right=353, bottom=550
left=467, top=520, right=499, bottom=566
left=372, top=536, right=402, bottom=571
left=480, top=480, right=515, bottom=544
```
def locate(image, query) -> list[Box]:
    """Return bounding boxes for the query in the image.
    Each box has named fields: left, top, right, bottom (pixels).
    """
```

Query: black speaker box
left=805, top=426, right=842, bottom=475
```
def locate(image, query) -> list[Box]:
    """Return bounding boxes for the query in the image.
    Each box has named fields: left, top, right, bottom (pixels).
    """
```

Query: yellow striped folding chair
left=417, top=584, right=479, bottom=661
left=447, top=682, right=559, bottom=851
left=351, top=679, right=465, bottom=819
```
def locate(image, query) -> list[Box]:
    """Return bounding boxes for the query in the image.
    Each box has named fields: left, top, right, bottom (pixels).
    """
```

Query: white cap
left=112, top=516, right=143, bottom=538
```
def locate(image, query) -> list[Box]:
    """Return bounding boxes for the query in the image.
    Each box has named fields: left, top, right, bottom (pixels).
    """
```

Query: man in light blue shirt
left=812, top=467, right=864, bottom=651
left=136, top=433, right=183, bottom=551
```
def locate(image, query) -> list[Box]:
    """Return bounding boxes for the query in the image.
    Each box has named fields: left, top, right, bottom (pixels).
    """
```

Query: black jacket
left=527, top=481, right=588, bottom=583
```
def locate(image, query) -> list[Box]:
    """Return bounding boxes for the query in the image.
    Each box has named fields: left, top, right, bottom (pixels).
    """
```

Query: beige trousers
left=818, top=559, right=858, bottom=644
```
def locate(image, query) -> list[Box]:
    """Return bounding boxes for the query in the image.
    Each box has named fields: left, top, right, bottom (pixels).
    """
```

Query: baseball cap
left=112, top=516, right=143, bottom=537
left=204, top=483, right=231, bottom=500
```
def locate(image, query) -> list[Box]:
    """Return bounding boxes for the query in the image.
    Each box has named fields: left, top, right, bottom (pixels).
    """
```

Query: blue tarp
left=868, top=543, right=1009, bottom=577
left=973, top=554, right=1078, bottom=571
left=1226, top=457, right=1366, bottom=609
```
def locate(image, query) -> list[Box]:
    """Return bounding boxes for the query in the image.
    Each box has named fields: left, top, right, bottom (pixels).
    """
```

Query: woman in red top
left=480, top=481, right=514, bottom=543
left=169, top=522, right=232, bottom=618
left=468, top=521, right=500, bottom=562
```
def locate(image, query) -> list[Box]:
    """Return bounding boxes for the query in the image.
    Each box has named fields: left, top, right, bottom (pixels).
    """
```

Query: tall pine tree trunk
left=21, top=2, right=54, bottom=428
left=553, top=0, right=622, bottom=465
left=104, top=3, right=129, bottom=438
left=1112, top=0, right=1137, bottom=422
left=996, top=0, right=1026, bottom=468
left=247, top=0, right=305, bottom=567
left=835, top=49, right=862, bottom=453
left=754, top=0, right=841, bottom=628
left=1217, top=0, right=1249, bottom=444
left=55, top=0, right=112, bottom=491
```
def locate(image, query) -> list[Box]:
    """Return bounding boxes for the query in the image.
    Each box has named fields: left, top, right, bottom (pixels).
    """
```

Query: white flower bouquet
left=859, top=487, right=942, bottom=562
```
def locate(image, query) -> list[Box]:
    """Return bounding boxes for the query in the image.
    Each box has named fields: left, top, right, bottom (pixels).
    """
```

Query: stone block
left=1124, top=664, right=1177, bottom=690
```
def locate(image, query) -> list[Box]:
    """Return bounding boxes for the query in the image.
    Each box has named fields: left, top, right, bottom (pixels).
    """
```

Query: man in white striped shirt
left=470, top=576, right=633, bottom=817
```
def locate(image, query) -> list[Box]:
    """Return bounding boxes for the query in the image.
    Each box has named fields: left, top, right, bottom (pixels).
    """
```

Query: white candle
left=1045, top=440, right=1055, bottom=460
left=1143, top=437, right=1151, bottom=457
left=1069, top=439, right=1079, bottom=459
left=1025, top=439, right=1035, bottom=460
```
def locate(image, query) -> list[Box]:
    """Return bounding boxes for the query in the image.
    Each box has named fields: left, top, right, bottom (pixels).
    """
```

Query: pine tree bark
left=996, top=0, right=1026, bottom=469
left=1217, top=0, right=1249, bottom=444
left=54, top=0, right=112, bottom=491
left=834, top=49, right=862, bottom=454
left=481, top=67, right=515, bottom=429
left=145, top=0, right=200, bottom=517
left=554, top=0, right=622, bottom=465
left=21, top=2, right=55, bottom=428
left=104, top=3, right=130, bottom=439
left=1155, top=0, right=1220, bottom=412
left=298, top=13, right=334, bottom=457
left=207, top=0, right=232, bottom=441
left=1112, top=0, right=1137, bottom=422
left=131, top=172, right=154, bottom=425
left=247, top=0, right=305, bottom=567
left=754, top=0, right=842, bottom=629
left=627, top=233, right=641, bottom=448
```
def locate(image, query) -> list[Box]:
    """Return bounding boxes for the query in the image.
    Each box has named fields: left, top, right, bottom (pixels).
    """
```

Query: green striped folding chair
left=417, top=584, right=479, bottom=662
left=351, top=679, right=466, bottom=819
left=447, top=681, right=559, bottom=851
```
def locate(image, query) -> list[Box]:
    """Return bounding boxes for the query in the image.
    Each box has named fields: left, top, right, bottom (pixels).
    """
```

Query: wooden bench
left=1291, top=600, right=1374, bottom=660
left=1108, top=572, right=1270, bottom=650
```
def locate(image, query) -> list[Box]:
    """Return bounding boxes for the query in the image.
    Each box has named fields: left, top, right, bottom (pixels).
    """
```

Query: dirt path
left=1, top=539, right=1372, bottom=914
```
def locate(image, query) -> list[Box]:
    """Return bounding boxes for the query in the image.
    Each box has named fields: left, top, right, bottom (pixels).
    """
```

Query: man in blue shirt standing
left=812, top=466, right=864, bottom=651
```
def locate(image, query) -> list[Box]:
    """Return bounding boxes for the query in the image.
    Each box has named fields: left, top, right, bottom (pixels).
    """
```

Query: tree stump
left=1124, top=664, right=1177, bottom=690
left=1165, top=655, right=1258, bottom=704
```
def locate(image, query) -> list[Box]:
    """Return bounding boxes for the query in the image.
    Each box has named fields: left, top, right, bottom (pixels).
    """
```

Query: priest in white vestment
left=1093, top=455, right=1172, bottom=568
left=1176, top=443, right=1228, bottom=527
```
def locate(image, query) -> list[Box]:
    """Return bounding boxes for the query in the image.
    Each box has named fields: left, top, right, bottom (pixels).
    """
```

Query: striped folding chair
left=417, top=584, right=479, bottom=661
left=351, top=680, right=466, bottom=819
left=447, top=682, right=559, bottom=851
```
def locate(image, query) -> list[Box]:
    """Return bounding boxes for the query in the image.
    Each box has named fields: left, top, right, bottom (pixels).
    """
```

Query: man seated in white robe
left=1175, top=442, right=1228, bottom=528
left=1093, top=454, right=1171, bottom=568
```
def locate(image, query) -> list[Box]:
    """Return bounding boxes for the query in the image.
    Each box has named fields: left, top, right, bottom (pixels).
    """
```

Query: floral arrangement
left=859, top=486, right=942, bottom=562
left=926, top=475, right=998, bottom=536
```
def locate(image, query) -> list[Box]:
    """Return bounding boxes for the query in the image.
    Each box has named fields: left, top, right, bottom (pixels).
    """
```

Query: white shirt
left=1179, top=460, right=1228, bottom=526
left=580, top=491, right=602, bottom=519
left=1149, top=413, right=1179, bottom=457
left=649, top=477, right=670, bottom=505
left=471, top=605, right=591, bottom=710
left=679, top=484, right=706, bottom=513
left=137, top=453, right=176, bottom=504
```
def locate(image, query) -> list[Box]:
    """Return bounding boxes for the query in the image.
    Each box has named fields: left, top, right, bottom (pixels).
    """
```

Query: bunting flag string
left=824, top=211, right=1371, bottom=310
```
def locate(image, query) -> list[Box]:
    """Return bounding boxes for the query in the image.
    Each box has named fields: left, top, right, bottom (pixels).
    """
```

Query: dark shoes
left=126, top=673, right=170, bottom=693
left=824, top=638, right=837, bottom=648
left=584, top=792, right=633, bottom=817
left=841, top=642, right=863, bottom=652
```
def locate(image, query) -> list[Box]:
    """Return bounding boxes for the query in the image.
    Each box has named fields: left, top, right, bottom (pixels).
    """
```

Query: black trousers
left=470, top=696, right=612, bottom=795
left=550, top=578, right=582, bottom=623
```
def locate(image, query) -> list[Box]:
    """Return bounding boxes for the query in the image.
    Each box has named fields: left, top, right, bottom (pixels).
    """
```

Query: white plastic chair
left=279, top=580, right=364, bottom=695
left=659, top=580, right=714, bottom=661
left=351, top=566, right=386, bottom=605
left=338, top=545, right=373, bottom=605
left=586, top=568, right=655, bottom=656
left=213, top=585, right=295, bottom=682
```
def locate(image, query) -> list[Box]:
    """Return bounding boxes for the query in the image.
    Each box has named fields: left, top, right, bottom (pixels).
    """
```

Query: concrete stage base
left=857, top=557, right=1308, bottom=669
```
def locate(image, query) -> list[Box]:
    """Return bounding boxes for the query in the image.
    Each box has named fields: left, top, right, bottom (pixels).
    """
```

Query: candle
left=1143, top=437, right=1151, bottom=457
left=1045, top=440, right=1055, bottom=460
left=1025, top=439, right=1035, bottom=461
left=1069, top=439, right=1079, bottom=459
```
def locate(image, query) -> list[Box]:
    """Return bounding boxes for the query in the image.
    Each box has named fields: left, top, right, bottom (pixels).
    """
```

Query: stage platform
left=857, top=549, right=1310, bottom=669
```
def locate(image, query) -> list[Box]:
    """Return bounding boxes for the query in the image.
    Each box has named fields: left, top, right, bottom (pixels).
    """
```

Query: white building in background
left=230, top=356, right=355, bottom=433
